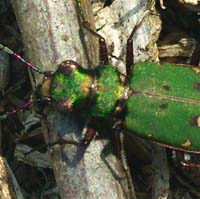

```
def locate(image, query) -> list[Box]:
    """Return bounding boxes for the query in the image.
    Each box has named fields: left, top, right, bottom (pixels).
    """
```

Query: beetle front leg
left=83, top=21, right=109, bottom=65
left=126, top=21, right=143, bottom=77
left=125, top=10, right=150, bottom=78
left=24, top=124, right=96, bottom=156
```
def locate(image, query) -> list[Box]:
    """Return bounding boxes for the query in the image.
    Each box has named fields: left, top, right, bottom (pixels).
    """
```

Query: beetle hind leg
left=176, top=151, right=200, bottom=168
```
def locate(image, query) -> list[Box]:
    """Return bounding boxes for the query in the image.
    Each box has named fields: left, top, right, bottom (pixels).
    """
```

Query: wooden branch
left=12, top=0, right=160, bottom=198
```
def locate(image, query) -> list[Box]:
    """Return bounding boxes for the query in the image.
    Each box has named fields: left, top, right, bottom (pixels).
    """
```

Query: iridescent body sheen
left=51, top=65, right=92, bottom=110
left=50, top=61, right=200, bottom=151
left=90, top=66, right=122, bottom=117
left=50, top=63, right=122, bottom=116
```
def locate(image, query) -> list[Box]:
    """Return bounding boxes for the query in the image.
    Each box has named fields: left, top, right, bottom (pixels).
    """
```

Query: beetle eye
left=57, top=61, right=78, bottom=76
left=58, top=66, right=73, bottom=76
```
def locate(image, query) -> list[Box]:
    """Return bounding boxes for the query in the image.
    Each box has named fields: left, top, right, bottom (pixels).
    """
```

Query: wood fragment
left=14, top=144, right=51, bottom=169
left=0, top=156, right=24, bottom=199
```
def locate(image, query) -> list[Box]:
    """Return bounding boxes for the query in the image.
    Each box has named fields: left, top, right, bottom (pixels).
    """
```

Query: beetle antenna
left=0, top=97, right=51, bottom=120
left=0, top=44, right=53, bottom=76
left=0, top=99, right=33, bottom=120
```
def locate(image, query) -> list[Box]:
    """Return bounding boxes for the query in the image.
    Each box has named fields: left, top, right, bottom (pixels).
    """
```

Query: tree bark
left=12, top=0, right=160, bottom=198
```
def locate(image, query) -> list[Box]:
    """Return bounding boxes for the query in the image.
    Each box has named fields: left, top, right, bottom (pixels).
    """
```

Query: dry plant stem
left=0, top=157, right=24, bottom=199
left=0, top=157, right=14, bottom=199
left=12, top=0, right=160, bottom=198
left=158, top=38, right=196, bottom=58
left=3, top=159, right=25, bottom=199
left=0, top=51, right=10, bottom=95
left=0, top=121, right=2, bottom=155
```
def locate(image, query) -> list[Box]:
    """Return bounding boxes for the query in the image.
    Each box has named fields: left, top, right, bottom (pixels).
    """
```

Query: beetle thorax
left=44, top=61, right=123, bottom=116
left=90, top=65, right=123, bottom=117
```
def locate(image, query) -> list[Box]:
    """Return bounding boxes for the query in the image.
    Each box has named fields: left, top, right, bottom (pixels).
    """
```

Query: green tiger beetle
left=1, top=11, right=200, bottom=168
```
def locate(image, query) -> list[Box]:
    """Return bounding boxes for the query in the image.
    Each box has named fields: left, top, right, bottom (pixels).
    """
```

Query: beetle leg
left=24, top=138, right=85, bottom=156
left=175, top=150, right=185, bottom=164
left=175, top=151, right=200, bottom=168
left=112, top=121, right=135, bottom=196
left=190, top=42, right=200, bottom=66
left=149, top=140, right=200, bottom=167
left=78, top=117, right=96, bottom=146
left=125, top=12, right=148, bottom=77
left=24, top=127, right=95, bottom=156
left=25, top=118, right=96, bottom=156
left=168, top=149, right=200, bottom=168
left=112, top=120, right=127, bottom=159
left=180, top=161, right=200, bottom=168
left=81, top=127, right=95, bottom=145
left=83, top=21, right=109, bottom=65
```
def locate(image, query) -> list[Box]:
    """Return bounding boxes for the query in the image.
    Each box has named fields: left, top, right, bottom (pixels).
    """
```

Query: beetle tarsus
left=181, top=161, right=200, bottom=168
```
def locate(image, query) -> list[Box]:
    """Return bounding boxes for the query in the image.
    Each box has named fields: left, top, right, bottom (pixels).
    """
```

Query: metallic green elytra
left=125, top=62, right=200, bottom=151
